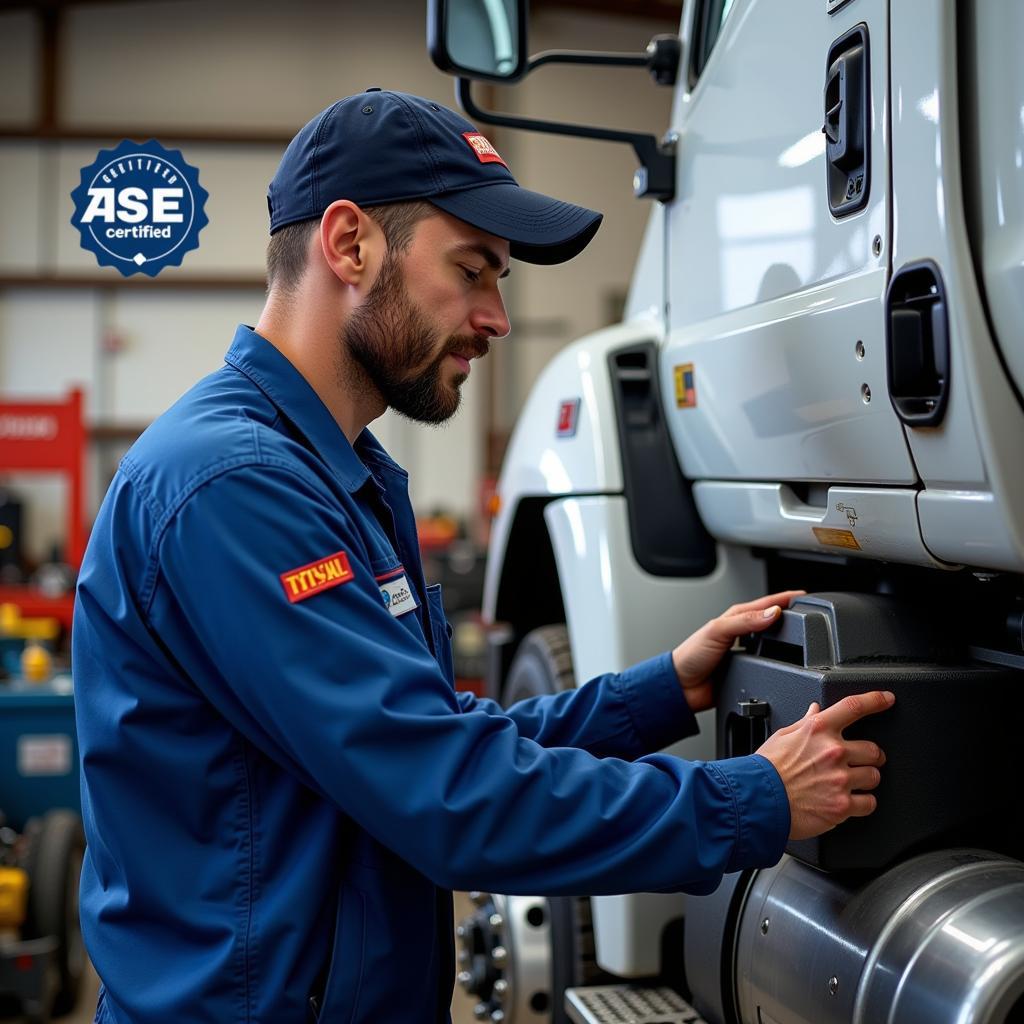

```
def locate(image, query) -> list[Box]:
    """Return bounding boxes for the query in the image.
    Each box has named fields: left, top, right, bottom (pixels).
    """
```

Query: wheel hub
left=456, top=892, right=554, bottom=1023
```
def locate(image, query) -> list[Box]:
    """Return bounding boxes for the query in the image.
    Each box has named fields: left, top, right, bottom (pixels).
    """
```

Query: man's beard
left=340, top=249, right=488, bottom=425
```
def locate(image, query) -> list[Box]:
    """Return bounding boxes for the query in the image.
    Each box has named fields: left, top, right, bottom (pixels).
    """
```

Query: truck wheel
left=24, top=810, right=86, bottom=1016
left=456, top=891, right=606, bottom=1024
left=459, top=626, right=607, bottom=1024
left=501, top=625, right=575, bottom=705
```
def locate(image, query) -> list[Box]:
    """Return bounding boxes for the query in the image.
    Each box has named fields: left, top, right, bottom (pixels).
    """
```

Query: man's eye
left=461, top=266, right=481, bottom=284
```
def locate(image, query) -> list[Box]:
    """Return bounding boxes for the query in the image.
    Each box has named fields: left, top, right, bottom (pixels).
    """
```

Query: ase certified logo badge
left=70, top=139, right=208, bottom=277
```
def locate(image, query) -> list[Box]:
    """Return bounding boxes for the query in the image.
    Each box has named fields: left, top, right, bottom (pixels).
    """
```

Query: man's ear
left=319, top=200, right=384, bottom=287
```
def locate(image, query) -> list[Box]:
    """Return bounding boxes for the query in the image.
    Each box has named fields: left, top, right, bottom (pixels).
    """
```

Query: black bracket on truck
left=428, top=0, right=680, bottom=200
left=454, top=50, right=678, bottom=202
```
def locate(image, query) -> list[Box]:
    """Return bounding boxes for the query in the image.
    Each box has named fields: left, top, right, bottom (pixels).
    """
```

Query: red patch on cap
left=463, top=132, right=508, bottom=168
left=280, top=551, right=354, bottom=603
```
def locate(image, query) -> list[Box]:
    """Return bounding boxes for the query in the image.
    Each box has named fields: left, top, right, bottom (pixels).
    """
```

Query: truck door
left=661, top=0, right=913, bottom=488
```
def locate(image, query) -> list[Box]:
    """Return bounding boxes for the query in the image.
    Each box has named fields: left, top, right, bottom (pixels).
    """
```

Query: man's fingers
left=750, top=605, right=782, bottom=629
left=847, top=766, right=881, bottom=791
left=846, top=793, right=878, bottom=818
left=707, top=590, right=809, bottom=644
left=846, top=739, right=886, bottom=767
left=709, top=601, right=786, bottom=642
left=818, top=690, right=895, bottom=731
left=726, top=590, right=806, bottom=617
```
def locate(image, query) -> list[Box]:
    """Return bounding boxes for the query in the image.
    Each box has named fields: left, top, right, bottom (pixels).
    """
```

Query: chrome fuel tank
left=733, top=851, right=1024, bottom=1024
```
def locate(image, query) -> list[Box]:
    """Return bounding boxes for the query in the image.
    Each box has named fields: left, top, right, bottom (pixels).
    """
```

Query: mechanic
left=73, top=90, right=893, bottom=1024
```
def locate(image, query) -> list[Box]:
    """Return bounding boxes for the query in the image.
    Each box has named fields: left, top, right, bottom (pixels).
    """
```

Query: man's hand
left=757, top=692, right=893, bottom=839
left=672, top=591, right=806, bottom=713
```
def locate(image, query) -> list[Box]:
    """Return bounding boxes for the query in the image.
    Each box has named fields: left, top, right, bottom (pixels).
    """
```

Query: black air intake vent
left=607, top=343, right=715, bottom=577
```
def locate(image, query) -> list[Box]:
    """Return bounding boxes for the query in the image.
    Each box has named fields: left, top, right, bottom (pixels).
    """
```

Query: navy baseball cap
left=267, top=89, right=602, bottom=265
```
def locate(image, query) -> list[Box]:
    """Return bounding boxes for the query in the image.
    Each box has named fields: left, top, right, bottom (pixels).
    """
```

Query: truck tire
left=24, top=810, right=86, bottom=1016
left=547, top=895, right=608, bottom=1023
left=501, top=625, right=575, bottom=705
left=500, top=626, right=609, bottom=1024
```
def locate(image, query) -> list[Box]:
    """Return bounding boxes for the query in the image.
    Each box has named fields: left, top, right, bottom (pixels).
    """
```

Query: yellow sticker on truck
left=674, top=363, right=696, bottom=408
left=812, top=527, right=861, bottom=550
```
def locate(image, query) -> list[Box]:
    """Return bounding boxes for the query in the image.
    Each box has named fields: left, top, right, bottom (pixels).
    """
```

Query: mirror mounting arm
left=525, top=48, right=648, bottom=72
left=525, top=35, right=681, bottom=86
left=455, top=75, right=676, bottom=202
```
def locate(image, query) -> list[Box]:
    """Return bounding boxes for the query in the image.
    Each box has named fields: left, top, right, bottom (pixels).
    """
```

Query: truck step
left=564, top=985, right=708, bottom=1024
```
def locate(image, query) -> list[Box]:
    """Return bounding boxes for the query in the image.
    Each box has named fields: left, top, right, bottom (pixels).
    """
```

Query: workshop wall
left=0, top=0, right=671, bottom=562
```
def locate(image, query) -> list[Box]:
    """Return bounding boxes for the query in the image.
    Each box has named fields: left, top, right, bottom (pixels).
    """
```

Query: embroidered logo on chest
left=279, top=551, right=354, bottom=603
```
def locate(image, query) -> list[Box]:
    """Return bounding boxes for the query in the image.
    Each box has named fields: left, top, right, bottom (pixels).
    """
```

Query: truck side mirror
left=427, top=0, right=529, bottom=82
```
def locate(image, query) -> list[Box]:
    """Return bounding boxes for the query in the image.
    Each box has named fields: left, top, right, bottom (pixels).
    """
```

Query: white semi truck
left=429, top=2, right=1024, bottom=1022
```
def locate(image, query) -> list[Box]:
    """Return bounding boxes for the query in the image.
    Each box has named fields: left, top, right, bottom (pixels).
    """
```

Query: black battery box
left=716, top=592, right=1022, bottom=871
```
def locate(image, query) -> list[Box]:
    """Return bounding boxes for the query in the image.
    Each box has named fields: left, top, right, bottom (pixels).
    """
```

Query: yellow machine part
left=0, top=866, right=29, bottom=929
left=0, top=603, right=60, bottom=642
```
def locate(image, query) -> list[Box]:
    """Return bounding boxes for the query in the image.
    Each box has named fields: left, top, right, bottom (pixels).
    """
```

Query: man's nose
left=470, top=289, right=511, bottom=340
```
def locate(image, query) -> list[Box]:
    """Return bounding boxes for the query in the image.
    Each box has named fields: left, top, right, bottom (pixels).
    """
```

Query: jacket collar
left=224, top=325, right=406, bottom=492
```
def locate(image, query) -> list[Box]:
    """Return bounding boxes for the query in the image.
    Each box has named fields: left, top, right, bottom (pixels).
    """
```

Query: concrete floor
left=3, top=893, right=480, bottom=1023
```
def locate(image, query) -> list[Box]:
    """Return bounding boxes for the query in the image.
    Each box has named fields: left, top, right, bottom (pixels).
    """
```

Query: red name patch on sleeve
left=279, top=551, right=354, bottom=603
left=462, top=132, right=508, bottom=168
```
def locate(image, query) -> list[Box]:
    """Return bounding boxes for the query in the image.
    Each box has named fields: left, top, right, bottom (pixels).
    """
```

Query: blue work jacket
left=73, top=326, right=789, bottom=1024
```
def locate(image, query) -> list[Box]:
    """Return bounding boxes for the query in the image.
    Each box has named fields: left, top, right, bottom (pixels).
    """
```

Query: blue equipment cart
left=0, top=675, right=79, bottom=832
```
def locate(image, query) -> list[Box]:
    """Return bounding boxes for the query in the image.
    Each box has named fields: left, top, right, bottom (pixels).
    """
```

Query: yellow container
left=0, top=866, right=29, bottom=929
left=21, top=641, right=54, bottom=683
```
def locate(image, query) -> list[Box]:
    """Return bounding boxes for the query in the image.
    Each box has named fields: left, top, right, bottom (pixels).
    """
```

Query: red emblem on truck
left=557, top=399, right=581, bottom=438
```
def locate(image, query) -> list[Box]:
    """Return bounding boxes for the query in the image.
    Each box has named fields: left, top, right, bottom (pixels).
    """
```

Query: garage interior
left=0, top=1, right=674, bottom=1021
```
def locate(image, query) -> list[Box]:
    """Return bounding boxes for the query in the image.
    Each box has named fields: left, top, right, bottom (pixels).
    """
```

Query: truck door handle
left=886, top=260, right=951, bottom=426
left=824, top=24, right=870, bottom=215
left=823, top=94, right=842, bottom=145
